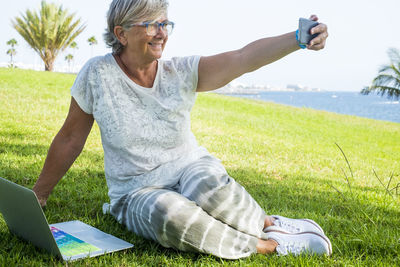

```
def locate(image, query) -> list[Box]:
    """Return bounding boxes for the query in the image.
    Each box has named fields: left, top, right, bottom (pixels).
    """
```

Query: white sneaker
left=264, top=215, right=324, bottom=234
left=266, top=230, right=332, bottom=256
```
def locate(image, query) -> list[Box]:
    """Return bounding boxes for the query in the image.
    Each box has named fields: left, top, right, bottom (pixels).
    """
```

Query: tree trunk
left=45, top=58, right=55, bottom=71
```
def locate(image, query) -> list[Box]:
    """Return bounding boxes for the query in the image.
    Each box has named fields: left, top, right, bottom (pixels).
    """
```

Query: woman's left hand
left=307, top=15, right=328, bottom=51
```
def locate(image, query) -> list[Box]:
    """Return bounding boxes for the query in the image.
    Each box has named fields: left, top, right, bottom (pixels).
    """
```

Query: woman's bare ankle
left=264, top=216, right=275, bottom=229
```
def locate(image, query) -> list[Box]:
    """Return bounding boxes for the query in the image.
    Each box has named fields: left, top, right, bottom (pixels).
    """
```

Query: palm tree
left=69, top=41, right=78, bottom=71
left=6, top=39, right=18, bottom=67
left=11, top=1, right=86, bottom=71
left=65, top=54, right=73, bottom=72
left=70, top=41, right=78, bottom=50
left=361, top=48, right=400, bottom=100
left=7, top=49, right=17, bottom=68
left=87, top=36, right=97, bottom=57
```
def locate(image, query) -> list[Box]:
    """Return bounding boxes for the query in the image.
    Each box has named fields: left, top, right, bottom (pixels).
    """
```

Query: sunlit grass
left=0, top=68, right=399, bottom=266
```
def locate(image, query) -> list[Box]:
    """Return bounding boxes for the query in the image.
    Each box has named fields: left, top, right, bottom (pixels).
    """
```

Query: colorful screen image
left=50, top=226, right=101, bottom=257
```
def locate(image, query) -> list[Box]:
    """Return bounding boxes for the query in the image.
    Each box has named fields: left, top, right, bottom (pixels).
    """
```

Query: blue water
left=225, top=91, right=400, bottom=123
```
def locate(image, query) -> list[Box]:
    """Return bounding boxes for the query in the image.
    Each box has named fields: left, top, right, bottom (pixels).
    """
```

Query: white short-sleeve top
left=71, top=53, right=205, bottom=197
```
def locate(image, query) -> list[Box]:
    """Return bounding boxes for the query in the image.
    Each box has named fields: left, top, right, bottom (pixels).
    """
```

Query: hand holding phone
left=298, top=18, right=320, bottom=46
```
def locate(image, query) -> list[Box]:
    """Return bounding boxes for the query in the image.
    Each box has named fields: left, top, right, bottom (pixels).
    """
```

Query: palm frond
left=372, top=74, right=400, bottom=89
left=362, top=85, right=400, bottom=99
left=362, top=48, right=400, bottom=100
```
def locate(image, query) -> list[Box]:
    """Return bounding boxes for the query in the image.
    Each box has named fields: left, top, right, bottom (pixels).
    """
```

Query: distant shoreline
left=218, top=91, right=400, bottom=123
left=0, top=65, right=360, bottom=93
left=214, top=89, right=360, bottom=94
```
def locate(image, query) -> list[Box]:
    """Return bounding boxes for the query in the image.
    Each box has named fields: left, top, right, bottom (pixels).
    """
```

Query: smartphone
left=298, top=18, right=320, bottom=46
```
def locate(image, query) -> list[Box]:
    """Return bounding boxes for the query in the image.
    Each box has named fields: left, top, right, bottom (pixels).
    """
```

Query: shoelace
left=275, top=219, right=301, bottom=233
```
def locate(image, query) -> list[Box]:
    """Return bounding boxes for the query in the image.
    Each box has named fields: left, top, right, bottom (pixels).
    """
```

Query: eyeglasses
left=130, top=21, right=175, bottom=36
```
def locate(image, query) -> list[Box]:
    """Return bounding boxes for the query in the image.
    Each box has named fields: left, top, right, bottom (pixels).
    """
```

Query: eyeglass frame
left=129, top=21, right=175, bottom=36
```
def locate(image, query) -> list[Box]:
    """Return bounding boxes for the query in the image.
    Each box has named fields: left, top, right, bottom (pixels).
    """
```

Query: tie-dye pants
left=109, top=153, right=268, bottom=259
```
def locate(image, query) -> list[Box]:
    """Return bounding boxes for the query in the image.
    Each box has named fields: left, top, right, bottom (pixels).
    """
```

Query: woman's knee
left=150, top=195, right=203, bottom=250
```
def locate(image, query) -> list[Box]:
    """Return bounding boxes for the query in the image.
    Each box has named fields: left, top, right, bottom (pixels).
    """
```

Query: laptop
left=0, top=177, right=133, bottom=261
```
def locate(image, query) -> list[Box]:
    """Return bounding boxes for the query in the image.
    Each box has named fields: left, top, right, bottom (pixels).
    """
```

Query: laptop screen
left=50, top=226, right=101, bottom=257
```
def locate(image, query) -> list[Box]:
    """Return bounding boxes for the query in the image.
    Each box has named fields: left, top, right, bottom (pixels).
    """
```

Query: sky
left=1, top=0, right=400, bottom=91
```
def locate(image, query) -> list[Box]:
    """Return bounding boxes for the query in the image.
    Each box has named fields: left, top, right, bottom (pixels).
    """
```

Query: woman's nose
left=154, top=25, right=167, bottom=38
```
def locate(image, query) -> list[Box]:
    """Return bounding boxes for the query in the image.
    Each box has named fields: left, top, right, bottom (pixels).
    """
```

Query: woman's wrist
left=32, top=183, right=50, bottom=207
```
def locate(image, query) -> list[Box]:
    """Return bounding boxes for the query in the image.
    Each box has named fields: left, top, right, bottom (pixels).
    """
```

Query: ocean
left=222, top=91, right=400, bottom=124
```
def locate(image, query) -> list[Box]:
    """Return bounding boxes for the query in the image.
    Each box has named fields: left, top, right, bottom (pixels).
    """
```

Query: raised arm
left=33, top=97, right=94, bottom=207
left=196, top=16, right=328, bottom=92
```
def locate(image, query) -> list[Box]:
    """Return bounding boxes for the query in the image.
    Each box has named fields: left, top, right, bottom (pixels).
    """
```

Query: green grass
left=0, top=67, right=399, bottom=266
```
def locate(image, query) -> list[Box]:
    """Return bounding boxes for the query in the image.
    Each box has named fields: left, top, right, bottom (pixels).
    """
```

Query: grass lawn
left=0, top=67, right=399, bottom=266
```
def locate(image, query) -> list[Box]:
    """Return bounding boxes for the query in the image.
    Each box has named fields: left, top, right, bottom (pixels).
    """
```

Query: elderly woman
left=33, top=0, right=330, bottom=259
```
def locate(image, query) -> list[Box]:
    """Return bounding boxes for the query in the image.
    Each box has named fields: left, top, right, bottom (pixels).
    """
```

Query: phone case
left=298, top=18, right=320, bottom=45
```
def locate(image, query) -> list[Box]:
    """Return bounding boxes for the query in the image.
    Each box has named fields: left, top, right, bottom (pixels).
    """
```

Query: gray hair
left=104, top=0, right=169, bottom=54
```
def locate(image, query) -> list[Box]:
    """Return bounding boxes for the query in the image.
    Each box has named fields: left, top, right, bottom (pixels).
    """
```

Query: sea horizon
left=219, top=91, right=400, bottom=124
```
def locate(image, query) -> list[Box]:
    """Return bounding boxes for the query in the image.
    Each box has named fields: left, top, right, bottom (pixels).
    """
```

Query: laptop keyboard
left=50, top=226, right=101, bottom=257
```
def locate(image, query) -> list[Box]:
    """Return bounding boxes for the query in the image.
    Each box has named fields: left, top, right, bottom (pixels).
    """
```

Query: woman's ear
left=114, top=26, right=128, bottom=46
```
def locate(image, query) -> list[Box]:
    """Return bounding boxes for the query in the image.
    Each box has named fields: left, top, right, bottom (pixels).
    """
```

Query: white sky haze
left=1, top=0, right=400, bottom=91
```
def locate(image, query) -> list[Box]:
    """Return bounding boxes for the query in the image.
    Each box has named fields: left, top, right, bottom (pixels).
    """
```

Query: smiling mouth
left=148, top=42, right=163, bottom=47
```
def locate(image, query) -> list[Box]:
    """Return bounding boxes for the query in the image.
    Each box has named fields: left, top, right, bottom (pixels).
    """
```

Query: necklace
left=115, top=53, right=135, bottom=79
left=114, top=53, right=157, bottom=88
